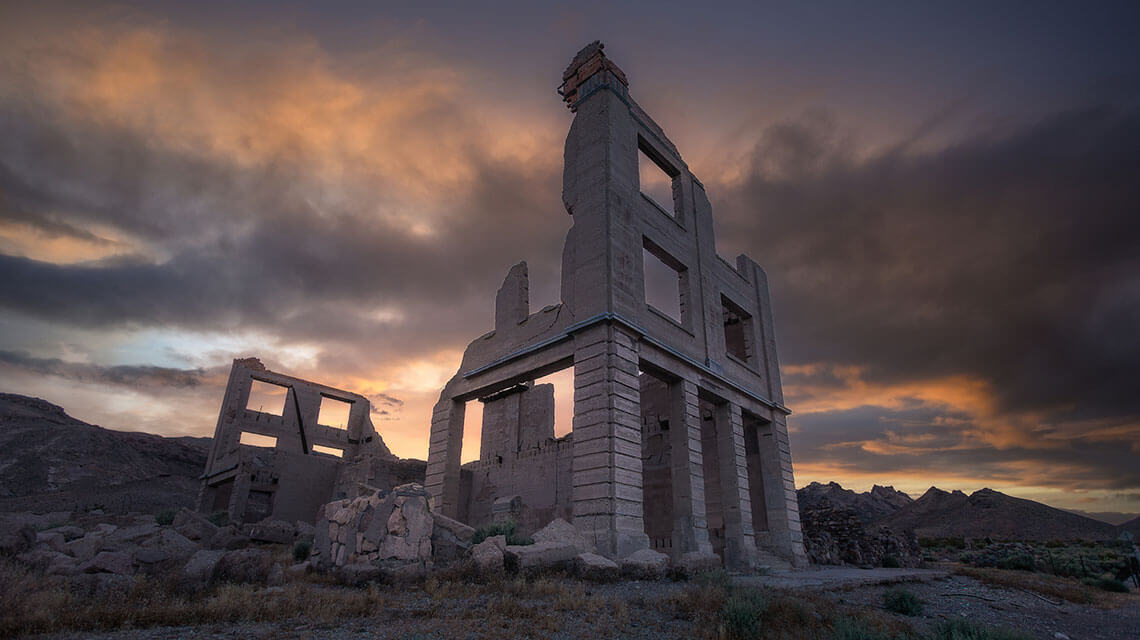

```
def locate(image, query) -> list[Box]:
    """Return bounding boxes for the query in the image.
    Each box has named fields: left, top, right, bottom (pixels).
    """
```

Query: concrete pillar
left=668, top=378, right=713, bottom=558
left=757, top=413, right=807, bottom=565
left=425, top=397, right=465, bottom=519
left=713, top=401, right=758, bottom=571
left=571, top=322, right=649, bottom=558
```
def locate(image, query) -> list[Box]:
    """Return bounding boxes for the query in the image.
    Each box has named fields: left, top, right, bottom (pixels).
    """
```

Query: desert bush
left=719, top=589, right=766, bottom=640
left=293, top=540, right=311, bottom=562
left=1085, top=577, right=1129, bottom=593
left=833, top=617, right=899, bottom=640
left=918, top=536, right=966, bottom=549
left=207, top=511, right=229, bottom=527
left=882, top=555, right=900, bottom=568
left=471, top=520, right=533, bottom=546
left=692, top=568, right=732, bottom=589
left=154, top=509, right=176, bottom=526
left=995, top=551, right=1036, bottom=572
left=883, top=587, right=922, bottom=616
left=934, top=617, right=1032, bottom=640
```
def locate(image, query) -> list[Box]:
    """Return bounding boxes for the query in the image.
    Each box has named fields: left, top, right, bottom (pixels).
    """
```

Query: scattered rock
left=338, top=562, right=383, bottom=585
left=471, top=535, right=506, bottom=575
left=800, top=498, right=922, bottom=568
left=532, top=518, right=594, bottom=554
left=45, top=525, right=86, bottom=542
left=80, top=550, right=133, bottom=575
left=0, top=523, right=35, bottom=556
left=620, top=548, right=669, bottom=579
left=214, top=548, right=276, bottom=584
left=312, top=483, right=434, bottom=575
left=181, top=549, right=225, bottom=589
left=35, top=530, right=67, bottom=553
left=574, top=552, right=619, bottom=582
left=141, top=529, right=198, bottom=562
left=206, top=524, right=249, bottom=550
left=173, top=509, right=218, bottom=542
left=245, top=519, right=295, bottom=545
left=504, top=541, right=577, bottom=574
left=285, top=561, right=312, bottom=580
left=676, top=551, right=721, bottom=577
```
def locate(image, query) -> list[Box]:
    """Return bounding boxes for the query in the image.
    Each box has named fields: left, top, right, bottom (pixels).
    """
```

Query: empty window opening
left=460, top=399, right=482, bottom=464
left=643, top=241, right=687, bottom=325
left=246, top=380, right=287, bottom=416
left=239, top=432, right=277, bottom=449
left=535, top=368, right=575, bottom=439
left=317, top=396, right=353, bottom=430
left=639, top=142, right=677, bottom=217
left=312, top=444, right=344, bottom=458
left=722, top=295, right=754, bottom=362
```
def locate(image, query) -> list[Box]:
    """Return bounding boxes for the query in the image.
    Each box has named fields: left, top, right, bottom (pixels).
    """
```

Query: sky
left=1, top=1, right=1139, bottom=522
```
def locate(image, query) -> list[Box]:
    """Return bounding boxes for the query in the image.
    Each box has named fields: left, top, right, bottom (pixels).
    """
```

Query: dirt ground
left=23, top=568, right=1140, bottom=640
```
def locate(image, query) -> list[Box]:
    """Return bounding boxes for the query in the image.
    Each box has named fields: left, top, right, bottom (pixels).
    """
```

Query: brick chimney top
left=558, top=41, right=628, bottom=111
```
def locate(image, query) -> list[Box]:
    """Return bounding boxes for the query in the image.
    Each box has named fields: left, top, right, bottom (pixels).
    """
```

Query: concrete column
left=713, top=401, right=758, bottom=571
left=757, top=413, right=807, bottom=565
left=425, top=397, right=465, bottom=519
left=668, top=378, right=713, bottom=558
left=571, top=322, right=649, bottom=559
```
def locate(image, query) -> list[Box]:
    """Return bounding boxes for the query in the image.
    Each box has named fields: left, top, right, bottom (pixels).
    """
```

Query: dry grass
left=953, top=565, right=1131, bottom=606
left=0, top=558, right=392, bottom=638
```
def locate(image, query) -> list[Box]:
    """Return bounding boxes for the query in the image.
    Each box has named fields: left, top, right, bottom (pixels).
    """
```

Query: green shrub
left=883, top=587, right=922, bottom=616
left=154, top=509, right=176, bottom=526
left=934, top=617, right=1032, bottom=640
left=996, top=552, right=1036, bottom=572
left=882, top=555, right=900, bottom=568
left=471, top=520, right=533, bottom=546
left=720, top=589, right=766, bottom=640
left=1086, top=577, right=1129, bottom=593
left=207, top=511, right=229, bottom=526
left=293, top=540, right=312, bottom=562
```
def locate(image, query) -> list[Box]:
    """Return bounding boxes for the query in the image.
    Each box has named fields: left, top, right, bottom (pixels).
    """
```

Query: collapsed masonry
left=197, top=358, right=421, bottom=525
left=428, top=42, right=807, bottom=569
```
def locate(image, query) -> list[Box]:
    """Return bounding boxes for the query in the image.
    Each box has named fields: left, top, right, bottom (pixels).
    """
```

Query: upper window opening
left=246, top=379, right=287, bottom=416
left=312, top=444, right=344, bottom=458
left=318, top=396, right=353, bottom=430
left=722, top=295, right=754, bottom=363
left=239, top=432, right=277, bottom=448
left=643, top=239, right=688, bottom=326
left=639, top=142, right=677, bottom=218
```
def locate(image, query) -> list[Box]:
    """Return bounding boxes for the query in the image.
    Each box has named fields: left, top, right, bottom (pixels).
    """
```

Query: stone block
left=620, top=548, right=669, bottom=579
left=573, top=552, right=619, bottom=582
left=504, top=541, right=578, bottom=573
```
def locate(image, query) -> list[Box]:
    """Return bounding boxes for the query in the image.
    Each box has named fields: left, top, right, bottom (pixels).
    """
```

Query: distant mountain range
left=1, top=391, right=1137, bottom=543
left=0, top=393, right=210, bottom=514
left=798, top=481, right=1138, bottom=541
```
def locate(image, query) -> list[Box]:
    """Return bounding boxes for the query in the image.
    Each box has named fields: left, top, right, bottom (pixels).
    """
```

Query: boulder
left=432, top=512, right=476, bottom=564
left=245, top=519, right=295, bottom=545
left=141, top=529, right=198, bottom=562
left=471, top=535, right=506, bottom=575
left=35, top=531, right=68, bottom=553
left=16, top=548, right=70, bottom=572
left=64, top=532, right=106, bottom=563
left=45, top=525, right=86, bottom=542
left=181, top=549, right=225, bottom=589
left=206, top=524, right=249, bottom=550
left=675, top=551, right=721, bottom=577
left=532, top=518, right=594, bottom=554
left=620, top=548, right=669, bottom=579
left=574, top=552, right=619, bottom=582
left=214, top=548, right=276, bottom=585
left=337, top=562, right=383, bottom=585
left=173, top=509, right=219, bottom=542
left=504, top=541, right=578, bottom=574
left=285, top=561, right=312, bottom=580
left=105, top=523, right=160, bottom=550
left=133, top=548, right=171, bottom=566
left=295, top=521, right=316, bottom=542
left=80, top=550, right=133, bottom=575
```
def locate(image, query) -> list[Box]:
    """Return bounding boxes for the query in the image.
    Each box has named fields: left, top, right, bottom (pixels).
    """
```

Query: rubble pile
left=799, top=498, right=922, bottom=568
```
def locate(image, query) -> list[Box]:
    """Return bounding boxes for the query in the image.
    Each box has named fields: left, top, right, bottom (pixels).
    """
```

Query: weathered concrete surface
left=734, top=567, right=948, bottom=591
left=426, top=41, right=806, bottom=571
left=198, top=358, right=420, bottom=525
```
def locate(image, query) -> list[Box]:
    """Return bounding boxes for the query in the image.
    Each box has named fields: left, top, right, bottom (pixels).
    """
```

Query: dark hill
left=881, top=487, right=1119, bottom=541
left=0, top=393, right=210, bottom=514
left=797, top=481, right=913, bottom=524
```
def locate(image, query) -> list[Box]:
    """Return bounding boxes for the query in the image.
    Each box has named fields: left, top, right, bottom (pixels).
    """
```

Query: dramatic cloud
left=1, top=1, right=1138, bottom=514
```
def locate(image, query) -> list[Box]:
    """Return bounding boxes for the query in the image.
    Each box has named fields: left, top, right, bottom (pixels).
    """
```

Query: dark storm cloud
left=0, top=349, right=214, bottom=388
left=715, top=107, right=1140, bottom=421
left=792, top=404, right=1140, bottom=491
left=0, top=74, right=565, bottom=362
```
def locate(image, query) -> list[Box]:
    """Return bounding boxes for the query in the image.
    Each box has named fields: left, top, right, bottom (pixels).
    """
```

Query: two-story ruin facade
left=427, top=42, right=806, bottom=569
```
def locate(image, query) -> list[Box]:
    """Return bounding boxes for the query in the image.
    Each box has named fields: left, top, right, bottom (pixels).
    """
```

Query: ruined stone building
left=428, top=42, right=806, bottom=569
left=198, top=358, right=420, bottom=525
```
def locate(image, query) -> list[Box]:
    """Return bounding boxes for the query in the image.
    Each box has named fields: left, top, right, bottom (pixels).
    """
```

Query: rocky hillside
left=797, top=482, right=913, bottom=524
left=0, top=393, right=210, bottom=514
left=880, top=487, right=1120, bottom=541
